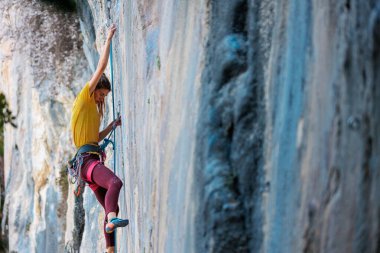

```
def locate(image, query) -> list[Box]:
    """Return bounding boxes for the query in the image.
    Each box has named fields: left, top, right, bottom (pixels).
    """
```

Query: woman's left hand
left=107, top=24, right=117, bottom=41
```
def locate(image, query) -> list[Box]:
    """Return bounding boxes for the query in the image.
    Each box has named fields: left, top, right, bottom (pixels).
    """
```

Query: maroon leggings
left=81, top=154, right=123, bottom=247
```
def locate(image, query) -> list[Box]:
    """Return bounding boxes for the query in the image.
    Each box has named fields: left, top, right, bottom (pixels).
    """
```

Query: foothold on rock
left=308, top=198, right=319, bottom=218
left=222, top=201, right=240, bottom=211
left=347, top=115, right=360, bottom=130
left=264, top=181, right=270, bottom=192
left=214, top=34, right=247, bottom=85
left=156, top=55, right=161, bottom=70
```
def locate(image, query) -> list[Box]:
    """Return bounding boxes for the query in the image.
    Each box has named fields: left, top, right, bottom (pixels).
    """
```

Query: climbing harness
left=67, top=144, right=106, bottom=196
left=67, top=121, right=117, bottom=195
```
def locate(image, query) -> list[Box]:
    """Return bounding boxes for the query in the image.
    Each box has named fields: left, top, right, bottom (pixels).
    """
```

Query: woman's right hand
left=107, top=24, right=117, bottom=41
left=114, top=115, right=122, bottom=127
left=111, top=115, right=122, bottom=130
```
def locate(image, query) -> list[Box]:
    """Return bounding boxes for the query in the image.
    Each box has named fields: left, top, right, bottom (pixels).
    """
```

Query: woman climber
left=70, top=24, right=128, bottom=253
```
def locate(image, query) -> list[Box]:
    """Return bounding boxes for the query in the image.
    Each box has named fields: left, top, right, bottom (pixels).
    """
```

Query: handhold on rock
left=347, top=115, right=360, bottom=130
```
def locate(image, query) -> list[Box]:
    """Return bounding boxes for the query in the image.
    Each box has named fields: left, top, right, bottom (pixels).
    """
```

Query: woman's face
left=94, top=89, right=110, bottom=104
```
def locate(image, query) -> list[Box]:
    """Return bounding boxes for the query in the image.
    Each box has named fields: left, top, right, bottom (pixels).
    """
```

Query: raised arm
left=88, top=24, right=117, bottom=94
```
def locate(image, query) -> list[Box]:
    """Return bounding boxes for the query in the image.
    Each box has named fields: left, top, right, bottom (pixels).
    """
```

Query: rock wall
left=197, top=0, right=380, bottom=252
left=1, top=0, right=380, bottom=252
left=263, top=1, right=380, bottom=252
left=77, top=0, right=208, bottom=252
left=0, top=0, right=89, bottom=252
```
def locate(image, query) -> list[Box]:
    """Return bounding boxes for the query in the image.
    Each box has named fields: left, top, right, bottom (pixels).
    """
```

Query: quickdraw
left=67, top=153, right=90, bottom=197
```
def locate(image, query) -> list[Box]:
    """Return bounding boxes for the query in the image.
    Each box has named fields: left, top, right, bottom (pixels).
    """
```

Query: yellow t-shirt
left=71, top=83, right=100, bottom=148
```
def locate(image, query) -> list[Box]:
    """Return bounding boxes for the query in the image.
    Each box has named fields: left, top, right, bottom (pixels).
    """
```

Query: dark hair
left=96, top=73, right=111, bottom=91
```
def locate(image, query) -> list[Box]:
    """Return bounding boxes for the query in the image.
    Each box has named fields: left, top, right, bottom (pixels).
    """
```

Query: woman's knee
left=111, top=177, right=123, bottom=189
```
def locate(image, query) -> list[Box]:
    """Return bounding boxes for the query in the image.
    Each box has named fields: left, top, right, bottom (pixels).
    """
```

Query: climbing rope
left=107, top=8, right=118, bottom=250
left=110, top=40, right=117, bottom=174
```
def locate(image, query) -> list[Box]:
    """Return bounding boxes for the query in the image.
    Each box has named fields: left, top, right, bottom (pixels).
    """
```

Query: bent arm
left=99, top=116, right=122, bottom=142
left=88, top=25, right=117, bottom=94
left=99, top=121, right=114, bottom=142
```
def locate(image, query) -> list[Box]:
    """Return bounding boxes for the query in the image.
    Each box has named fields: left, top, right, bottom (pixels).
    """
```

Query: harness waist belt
left=77, top=144, right=102, bottom=155
left=69, top=144, right=101, bottom=167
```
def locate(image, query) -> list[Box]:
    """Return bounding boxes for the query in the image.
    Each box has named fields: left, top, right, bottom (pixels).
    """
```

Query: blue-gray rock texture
left=196, top=0, right=380, bottom=253
left=1, top=0, right=380, bottom=252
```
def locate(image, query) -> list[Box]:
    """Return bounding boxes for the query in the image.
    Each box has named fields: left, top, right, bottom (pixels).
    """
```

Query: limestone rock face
left=76, top=0, right=209, bottom=252
left=1, top=0, right=380, bottom=252
left=197, top=0, right=380, bottom=253
left=78, top=1, right=380, bottom=252
left=0, top=0, right=89, bottom=252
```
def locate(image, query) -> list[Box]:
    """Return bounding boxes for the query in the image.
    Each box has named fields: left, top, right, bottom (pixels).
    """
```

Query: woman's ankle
left=107, top=212, right=117, bottom=221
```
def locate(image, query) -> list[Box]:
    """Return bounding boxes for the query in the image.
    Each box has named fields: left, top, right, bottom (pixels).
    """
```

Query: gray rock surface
left=0, top=0, right=89, bottom=252
left=1, top=0, right=379, bottom=252
left=77, top=0, right=208, bottom=252
left=198, top=0, right=380, bottom=253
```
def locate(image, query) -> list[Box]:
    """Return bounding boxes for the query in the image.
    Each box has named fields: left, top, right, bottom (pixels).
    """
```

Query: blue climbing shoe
left=105, top=217, right=129, bottom=233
